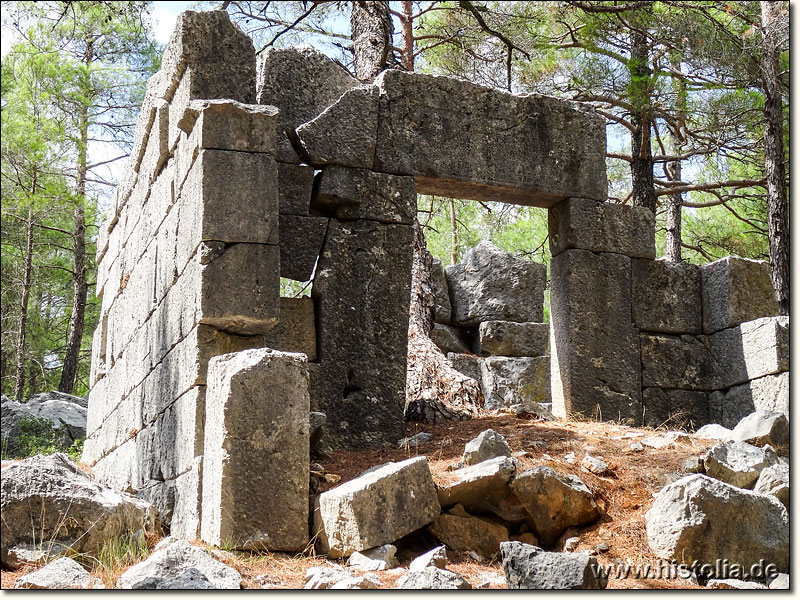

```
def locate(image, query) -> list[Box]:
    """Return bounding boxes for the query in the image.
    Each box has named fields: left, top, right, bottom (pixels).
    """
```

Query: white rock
left=694, top=423, right=734, bottom=441
left=703, top=440, right=778, bottom=489
left=347, top=544, right=398, bottom=571
left=462, top=429, right=512, bottom=466
left=581, top=455, right=609, bottom=475
left=15, top=557, right=104, bottom=589
left=409, top=546, right=448, bottom=572
left=707, top=579, right=767, bottom=589
left=731, top=410, right=789, bottom=448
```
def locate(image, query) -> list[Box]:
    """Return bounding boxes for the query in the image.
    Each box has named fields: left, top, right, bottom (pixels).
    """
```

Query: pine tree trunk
left=760, top=1, right=789, bottom=315
left=13, top=208, right=34, bottom=404
left=629, top=13, right=656, bottom=213
left=400, top=0, right=414, bottom=70
left=665, top=55, right=686, bottom=262
left=350, top=1, right=394, bottom=81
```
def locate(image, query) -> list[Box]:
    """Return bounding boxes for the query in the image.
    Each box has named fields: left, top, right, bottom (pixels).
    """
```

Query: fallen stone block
left=694, top=423, right=733, bottom=441
left=409, top=546, right=448, bottom=572
left=329, top=574, right=381, bottom=589
left=475, top=320, right=548, bottom=357
left=279, top=214, right=328, bottom=282
left=303, top=566, right=350, bottom=589
left=347, top=544, right=398, bottom=571
left=397, top=567, right=472, bottom=590
left=501, top=541, right=607, bottom=589
left=314, top=165, right=415, bottom=224
left=641, top=388, right=709, bottom=429
left=754, top=460, right=789, bottom=508
left=15, top=557, right=104, bottom=590
left=549, top=198, right=655, bottom=259
left=428, top=504, right=509, bottom=560
left=446, top=241, right=546, bottom=327
left=201, top=349, right=309, bottom=551
left=446, top=352, right=483, bottom=382
left=768, top=573, right=790, bottom=589
left=431, top=323, right=469, bottom=354
left=431, top=259, right=452, bottom=325
left=641, top=430, right=690, bottom=450
left=397, top=431, right=433, bottom=449
left=550, top=249, right=642, bottom=424
left=645, top=474, right=788, bottom=575
left=701, top=256, right=779, bottom=334
left=631, top=259, right=702, bottom=334
left=256, top=44, right=358, bottom=163
left=297, top=85, right=379, bottom=169
left=177, top=99, right=279, bottom=154
left=263, top=296, right=317, bottom=360
left=581, top=455, right=609, bottom=476
left=277, top=162, right=315, bottom=216
left=731, top=410, right=788, bottom=448
left=702, top=440, right=778, bottom=489
left=436, top=456, right=517, bottom=518
left=709, top=372, right=788, bottom=429
left=481, top=356, right=550, bottom=410
left=462, top=429, right=512, bottom=466
left=130, top=567, right=216, bottom=590
left=314, top=456, right=440, bottom=557
left=508, top=466, right=600, bottom=547
left=374, top=70, right=607, bottom=205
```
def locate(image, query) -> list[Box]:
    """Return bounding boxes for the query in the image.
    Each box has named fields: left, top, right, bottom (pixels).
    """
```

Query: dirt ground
left=2, top=411, right=720, bottom=590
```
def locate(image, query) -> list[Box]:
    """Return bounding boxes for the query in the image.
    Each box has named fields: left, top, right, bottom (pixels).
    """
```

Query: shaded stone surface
left=311, top=219, right=413, bottom=448
left=431, top=259, right=452, bottom=325
left=397, top=567, right=472, bottom=590
left=277, top=162, right=315, bottom=216
left=475, top=321, right=548, bottom=357
left=550, top=249, right=641, bottom=423
left=263, top=296, right=317, bottom=360
left=177, top=99, right=279, bottom=154
left=278, top=214, right=328, bottom=282
left=436, top=456, right=517, bottom=519
left=632, top=259, right=701, bottom=334
left=700, top=257, right=779, bottom=334
left=347, top=544, right=398, bottom=571
left=201, top=349, right=309, bottom=551
left=645, top=474, right=788, bottom=574
left=754, top=460, right=789, bottom=508
left=549, top=198, right=655, bottom=259
left=446, top=353, right=483, bottom=382
left=409, top=546, right=448, bottom=572
left=130, top=567, right=216, bottom=590
left=314, top=165, right=415, bottom=224
left=431, top=323, right=469, bottom=354
left=297, top=85, right=379, bottom=169
left=501, top=542, right=607, bottom=590
left=446, top=241, right=546, bottom=327
left=640, top=334, right=719, bottom=391
left=709, top=372, right=789, bottom=429
left=642, top=388, right=709, bottom=428
left=481, top=356, right=550, bottom=410
left=256, top=44, right=358, bottom=163
left=428, top=504, right=509, bottom=559
left=374, top=70, right=607, bottom=205
left=314, top=457, right=440, bottom=558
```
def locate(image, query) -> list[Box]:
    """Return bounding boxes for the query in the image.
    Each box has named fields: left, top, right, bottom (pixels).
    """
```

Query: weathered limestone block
left=138, top=99, right=170, bottom=183
left=277, top=162, right=315, bottom=216
left=481, top=356, right=550, bottom=410
left=263, top=297, right=317, bottom=360
left=701, top=256, right=779, bottom=334
left=374, top=70, right=607, bottom=205
left=437, top=456, right=517, bottom=515
left=475, top=321, right=548, bottom=357
left=462, top=429, right=512, bottom=466
left=641, top=388, right=709, bottom=428
left=201, top=349, right=310, bottom=551
left=705, top=316, right=789, bottom=389
left=431, top=259, right=452, bottom=325
left=169, top=458, right=204, bottom=540
left=431, top=324, right=469, bottom=354
left=550, top=250, right=642, bottom=423
left=632, top=259, right=702, bottom=334
left=446, top=241, right=546, bottom=327
left=181, top=149, right=279, bottom=244
left=501, top=542, right=607, bottom=590
left=754, top=461, right=789, bottom=508
left=314, top=457, right=440, bottom=557
left=311, top=219, right=413, bottom=448
left=446, top=353, right=483, bottom=382
left=645, top=474, right=788, bottom=574
left=177, top=99, right=279, bottom=154
left=703, top=440, right=778, bottom=489
left=640, top=334, right=720, bottom=391
left=297, top=86, right=379, bottom=168
left=279, top=215, right=328, bottom=281
left=428, top=504, right=509, bottom=559
left=549, top=198, right=655, bottom=259
left=709, top=372, right=789, bottom=429
left=256, top=44, right=359, bottom=163
left=314, top=165, right=415, bottom=224
left=731, top=410, right=789, bottom=448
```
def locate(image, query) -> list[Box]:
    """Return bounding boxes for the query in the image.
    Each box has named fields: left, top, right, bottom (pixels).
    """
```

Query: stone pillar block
left=263, top=297, right=317, bottom=360
left=550, top=249, right=642, bottom=423
left=279, top=214, right=328, bottom=282
left=202, top=348, right=310, bottom=551
left=700, top=257, right=779, bottom=334
left=548, top=198, right=655, bottom=258
left=632, top=259, right=701, bottom=334
left=480, top=356, right=550, bottom=409
left=475, top=321, right=549, bottom=357
left=177, top=99, right=279, bottom=154
left=277, top=162, right=315, bottom=216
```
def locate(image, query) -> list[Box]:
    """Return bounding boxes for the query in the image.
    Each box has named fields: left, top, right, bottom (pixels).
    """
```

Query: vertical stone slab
left=202, top=349, right=310, bottom=551
left=311, top=218, right=414, bottom=449
left=549, top=249, right=642, bottom=424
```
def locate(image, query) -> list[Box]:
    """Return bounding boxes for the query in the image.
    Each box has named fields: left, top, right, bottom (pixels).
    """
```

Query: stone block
left=446, top=241, right=546, bottom=327
left=701, top=256, right=779, bottom=334
left=431, top=324, right=469, bottom=354
left=314, top=166, right=416, bottom=224
left=314, top=457, right=440, bottom=558
left=446, top=353, right=483, bottom=382
left=548, top=198, right=655, bottom=259
left=437, top=456, right=517, bottom=517
left=640, top=334, right=720, bottom=391
left=428, top=504, right=509, bottom=559
left=138, top=99, right=170, bottom=182
left=550, top=249, right=642, bottom=423
left=431, top=259, right=452, bottom=325
left=277, top=162, right=315, bottom=216
left=374, top=70, right=607, bottom=205
left=263, top=297, right=317, bottom=360
left=501, top=542, right=607, bottom=590
left=632, top=259, right=701, bottom=334
left=731, top=410, right=789, bottom=448
left=475, top=321, right=548, bottom=357
left=256, top=45, right=358, bottom=163
left=481, top=356, right=550, bottom=410
left=297, top=85, right=379, bottom=168
left=279, top=215, right=328, bottom=282
left=177, top=99, right=279, bottom=154
left=706, top=316, right=789, bottom=389
left=311, top=219, right=413, bottom=448
left=709, top=372, right=789, bottom=429
left=641, top=388, right=709, bottom=429
left=201, top=349, right=310, bottom=551
left=181, top=149, right=278, bottom=245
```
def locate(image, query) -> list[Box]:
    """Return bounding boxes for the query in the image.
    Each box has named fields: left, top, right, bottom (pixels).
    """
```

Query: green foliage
left=1, top=415, right=70, bottom=459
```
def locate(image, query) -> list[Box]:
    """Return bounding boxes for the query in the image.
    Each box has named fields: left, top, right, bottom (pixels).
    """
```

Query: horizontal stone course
left=475, top=321, right=549, bottom=357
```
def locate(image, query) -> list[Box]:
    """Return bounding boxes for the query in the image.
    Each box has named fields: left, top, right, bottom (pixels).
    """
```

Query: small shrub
left=1, top=415, right=83, bottom=460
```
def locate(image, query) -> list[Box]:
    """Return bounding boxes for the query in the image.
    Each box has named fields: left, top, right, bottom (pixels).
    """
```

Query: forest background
left=0, top=1, right=790, bottom=404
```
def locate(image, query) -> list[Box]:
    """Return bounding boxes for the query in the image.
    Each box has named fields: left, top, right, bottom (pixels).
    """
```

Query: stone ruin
left=83, top=11, right=788, bottom=550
